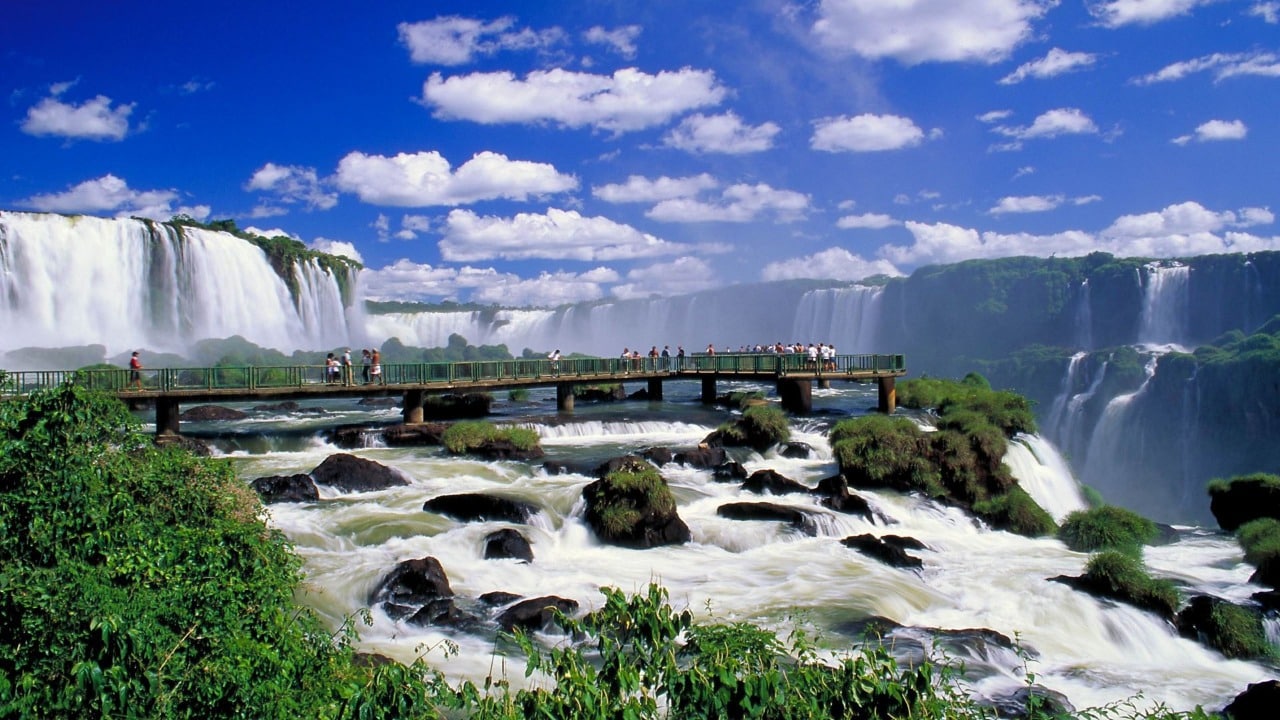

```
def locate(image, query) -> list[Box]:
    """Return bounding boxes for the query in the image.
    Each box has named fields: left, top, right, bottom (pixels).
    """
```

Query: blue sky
left=4, top=0, right=1278, bottom=306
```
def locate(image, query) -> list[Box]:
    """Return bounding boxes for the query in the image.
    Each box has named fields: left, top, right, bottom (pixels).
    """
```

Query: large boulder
left=1176, top=595, right=1272, bottom=660
left=742, top=469, right=808, bottom=495
left=381, top=423, right=448, bottom=447
left=495, top=596, right=579, bottom=632
left=673, top=445, right=727, bottom=469
left=841, top=534, right=924, bottom=569
left=811, top=474, right=873, bottom=520
left=717, top=502, right=819, bottom=535
left=712, top=460, right=749, bottom=482
left=583, top=458, right=690, bottom=548
left=309, top=453, right=410, bottom=493
left=483, top=528, right=534, bottom=563
left=1209, top=474, right=1280, bottom=532
left=1222, top=680, right=1280, bottom=720
left=369, top=557, right=455, bottom=623
left=425, top=493, right=539, bottom=524
left=179, top=405, right=247, bottom=421
left=250, top=474, right=319, bottom=504
left=780, top=441, right=813, bottom=459
left=983, top=685, right=1075, bottom=719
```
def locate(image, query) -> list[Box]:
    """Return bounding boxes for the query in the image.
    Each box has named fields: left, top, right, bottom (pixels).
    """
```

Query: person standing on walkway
left=341, top=348, right=353, bottom=385
left=128, top=351, right=143, bottom=391
left=370, top=349, right=383, bottom=385
left=361, top=349, right=371, bottom=384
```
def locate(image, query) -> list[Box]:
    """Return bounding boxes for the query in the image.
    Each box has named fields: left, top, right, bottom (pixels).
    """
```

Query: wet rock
left=483, top=528, right=534, bottom=563
left=154, top=434, right=212, bottom=456
left=326, top=425, right=385, bottom=449
left=381, top=423, right=447, bottom=446
left=742, top=469, right=808, bottom=495
left=1222, top=680, right=1280, bottom=720
left=712, top=460, right=749, bottom=481
left=179, top=405, right=247, bottom=421
left=309, top=453, right=410, bottom=493
left=575, top=386, right=626, bottom=402
left=841, top=534, right=923, bottom=569
left=583, top=458, right=690, bottom=548
left=1176, top=595, right=1271, bottom=659
left=496, top=596, right=579, bottom=633
left=424, top=493, right=539, bottom=524
left=357, top=396, right=400, bottom=407
left=369, top=556, right=455, bottom=622
left=594, top=455, right=652, bottom=477
left=250, top=474, right=319, bottom=504
left=541, top=460, right=572, bottom=475
left=640, top=447, right=674, bottom=466
left=1209, top=475, right=1280, bottom=532
left=253, top=400, right=300, bottom=412
left=983, top=685, right=1075, bottom=719
left=780, top=441, right=813, bottom=459
left=717, top=502, right=818, bottom=535
left=480, top=591, right=523, bottom=607
left=811, top=474, right=873, bottom=519
left=673, top=445, right=727, bottom=469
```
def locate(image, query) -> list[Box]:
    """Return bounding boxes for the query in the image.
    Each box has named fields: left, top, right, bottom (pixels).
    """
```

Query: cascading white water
left=791, top=285, right=883, bottom=353
left=1074, top=279, right=1093, bottom=350
left=1003, top=434, right=1088, bottom=522
left=1137, top=263, right=1191, bottom=349
left=1081, top=355, right=1159, bottom=499
left=0, top=212, right=357, bottom=360
left=1043, top=352, right=1087, bottom=442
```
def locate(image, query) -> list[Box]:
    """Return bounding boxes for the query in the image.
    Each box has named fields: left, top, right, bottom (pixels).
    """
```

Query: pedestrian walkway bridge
left=0, top=353, right=907, bottom=435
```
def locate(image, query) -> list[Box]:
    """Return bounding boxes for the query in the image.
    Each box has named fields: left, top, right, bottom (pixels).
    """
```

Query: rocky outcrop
left=424, top=493, right=539, bottom=524
left=742, top=469, right=808, bottom=495
left=811, top=474, right=873, bottom=520
left=841, top=534, right=924, bottom=569
left=483, top=528, right=534, bottom=563
left=382, top=423, right=448, bottom=446
left=495, top=596, right=579, bottom=632
left=673, top=446, right=727, bottom=469
left=712, top=460, right=748, bottom=481
left=1222, top=680, right=1280, bottom=720
left=309, top=453, right=411, bottom=493
left=717, top=502, right=818, bottom=535
left=983, top=686, right=1075, bottom=719
left=369, top=557, right=457, bottom=624
left=252, top=400, right=326, bottom=414
left=583, top=458, right=690, bottom=548
left=780, top=442, right=813, bottom=459
left=422, top=393, right=491, bottom=419
left=1209, top=474, right=1280, bottom=532
left=250, top=474, right=319, bottom=504
left=179, top=405, right=247, bottom=421
left=1176, top=595, right=1272, bottom=660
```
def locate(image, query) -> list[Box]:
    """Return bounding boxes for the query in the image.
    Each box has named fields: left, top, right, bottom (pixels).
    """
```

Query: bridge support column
left=701, top=377, right=716, bottom=404
left=647, top=378, right=663, bottom=400
left=403, top=389, right=425, bottom=424
left=818, top=379, right=832, bottom=390
left=556, top=383, right=575, bottom=412
left=155, top=397, right=181, bottom=437
left=877, top=376, right=897, bottom=414
left=777, top=378, right=812, bottom=414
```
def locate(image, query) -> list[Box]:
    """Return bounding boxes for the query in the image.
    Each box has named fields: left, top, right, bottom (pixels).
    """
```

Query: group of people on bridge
left=324, top=348, right=383, bottom=386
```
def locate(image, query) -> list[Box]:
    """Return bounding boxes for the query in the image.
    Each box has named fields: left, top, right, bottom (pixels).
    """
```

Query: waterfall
left=1043, top=352, right=1088, bottom=442
left=1073, top=279, right=1093, bottom=350
left=1137, top=263, right=1190, bottom=348
left=0, top=212, right=358, bottom=360
left=1004, top=434, right=1088, bottom=522
left=1080, top=354, right=1159, bottom=506
left=791, top=285, right=883, bottom=353
left=1043, top=354, right=1108, bottom=464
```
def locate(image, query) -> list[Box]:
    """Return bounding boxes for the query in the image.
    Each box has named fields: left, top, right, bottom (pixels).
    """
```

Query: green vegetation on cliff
left=830, top=376, right=1054, bottom=536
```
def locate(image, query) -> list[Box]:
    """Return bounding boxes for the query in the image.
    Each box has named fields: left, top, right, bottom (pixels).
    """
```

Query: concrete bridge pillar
left=556, top=383, right=575, bottom=412
left=877, top=376, right=897, bottom=414
left=818, top=379, right=832, bottom=390
left=777, top=378, right=812, bottom=414
left=403, top=389, right=425, bottom=424
left=155, top=397, right=181, bottom=436
left=647, top=378, right=663, bottom=400
left=701, top=377, right=716, bottom=404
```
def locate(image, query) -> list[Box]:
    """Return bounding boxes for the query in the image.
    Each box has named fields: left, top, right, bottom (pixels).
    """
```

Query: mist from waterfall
left=0, top=212, right=358, bottom=361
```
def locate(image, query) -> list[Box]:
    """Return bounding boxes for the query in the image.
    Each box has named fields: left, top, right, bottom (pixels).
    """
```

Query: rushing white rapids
left=205, top=382, right=1272, bottom=713
left=0, top=212, right=360, bottom=359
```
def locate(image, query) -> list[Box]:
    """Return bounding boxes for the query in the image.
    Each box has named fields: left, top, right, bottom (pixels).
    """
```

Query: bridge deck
left=1, top=353, right=907, bottom=403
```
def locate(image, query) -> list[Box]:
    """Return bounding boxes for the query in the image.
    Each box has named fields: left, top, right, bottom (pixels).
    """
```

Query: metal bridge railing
left=0, top=353, right=905, bottom=397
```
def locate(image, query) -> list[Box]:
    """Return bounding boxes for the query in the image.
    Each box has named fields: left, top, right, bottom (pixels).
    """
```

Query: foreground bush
left=1059, top=506, right=1160, bottom=557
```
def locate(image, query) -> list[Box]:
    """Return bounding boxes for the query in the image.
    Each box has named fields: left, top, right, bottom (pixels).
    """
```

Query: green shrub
left=586, top=463, right=677, bottom=538
left=1083, top=551, right=1180, bottom=618
left=507, top=388, right=529, bottom=401
left=1237, top=517, right=1280, bottom=566
left=441, top=421, right=539, bottom=454
left=713, top=403, right=791, bottom=452
left=973, top=485, right=1057, bottom=537
left=1059, top=506, right=1160, bottom=557
left=830, top=416, right=940, bottom=494
left=1202, top=602, right=1273, bottom=660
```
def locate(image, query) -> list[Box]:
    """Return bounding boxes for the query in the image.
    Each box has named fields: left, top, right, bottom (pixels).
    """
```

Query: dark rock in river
left=640, top=446, right=674, bottom=466
left=369, top=556, right=455, bottom=622
left=594, top=455, right=652, bottom=477
left=712, top=460, right=749, bottom=481
left=541, top=460, right=572, bottom=475
left=464, top=435, right=545, bottom=461
left=983, top=685, right=1075, bottom=719
left=496, top=596, right=579, bottom=632
left=673, top=445, right=727, bottom=469
left=357, top=396, right=400, bottom=407
left=154, top=433, right=212, bottom=456
left=840, top=534, right=923, bottom=569
left=583, top=457, right=690, bottom=548
left=424, top=493, right=539, bottom=524
left=480, top=591, right=523, bottom=607
left=717, top=502, right=818, bottom=535
left=780, top=441, right=813, bottom=459
left=1222, top=680, right=1280, bottom=720
left=1176, top=594, right=1271, bottom=660
left=250, top=474, right=319, bottom=504
left=381, top=423, right=447, bottom=446
left=309, top=453, right=410, bottom=493
left=179, top=404, right=247, bottom=421
left=483, top=528, right=534, bottom=563
left=1209, top=474, right=1280, bottom=532
left=742, top=469, right=808, bottom=495
left=422, top=393, right=491, bottom=420
left=811, top=474, right=873, bottom=520
left=575, top=385, right=626, bottom=402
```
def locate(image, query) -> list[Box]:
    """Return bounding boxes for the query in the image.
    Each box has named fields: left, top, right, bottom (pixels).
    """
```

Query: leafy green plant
left=440, top=421, right=539, bottom=454
left=1059, top=506, right=1160, bottom=557
left=1082, top=551, right=1180, bottom=618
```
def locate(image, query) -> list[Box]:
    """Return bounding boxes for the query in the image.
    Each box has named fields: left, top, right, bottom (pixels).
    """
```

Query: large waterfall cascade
left=1136, top=263, right=1191, bottom=350
left=0, top=212, right=360, bottom=361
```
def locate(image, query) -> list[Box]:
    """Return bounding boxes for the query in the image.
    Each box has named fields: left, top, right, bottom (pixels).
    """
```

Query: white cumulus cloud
left=584, top=25, right=643, bottom=58
left=1251, top=2, right=1279, bottom=23
left=1134, top=51, right=1280, bottom=84
left=21, top=82, right=135, bottom=141
left=397, top=16, right=563, bottom=65
left=420, top=67, right=726, bottom=133
left=999, top=48, right=1098, bottom=84
left=1087, top=0, right=1213, bottom=28
left=20, top=174, right=204, bottom=220
left=333, top=150, right=577, bottom=207
left=991, top=108, right=1099, bottom=149
left=811, top=114, right=927, bottom=152
left=612, top=257, right=721, bottom=299
left=246, top=163, right=338, bottom=211
left=836, top=213, right=900, bottom=229
left=663, top=112, right=781, bottom=154
left=309, top=238, right=364, bottom=264
left=812, top=0, right=1053, bottom=65
left=1172, top=118, right=1248, bottom=145
left=647, top=183, right=810, bottom=223
left=761, top=247, right=902, bottom=282
left=440, top=207, right=688, bottom=262
left=593, top=174, right=719, bottom=203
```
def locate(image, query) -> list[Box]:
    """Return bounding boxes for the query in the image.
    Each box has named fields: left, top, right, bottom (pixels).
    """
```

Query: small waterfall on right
left=1081, top=354, right=1159, bottom=510
left=1137, top=263, right=1191, bottom=348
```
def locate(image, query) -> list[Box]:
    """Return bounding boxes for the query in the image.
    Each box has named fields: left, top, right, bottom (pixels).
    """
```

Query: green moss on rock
left=1058, top=505, right=1160, bottom=557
